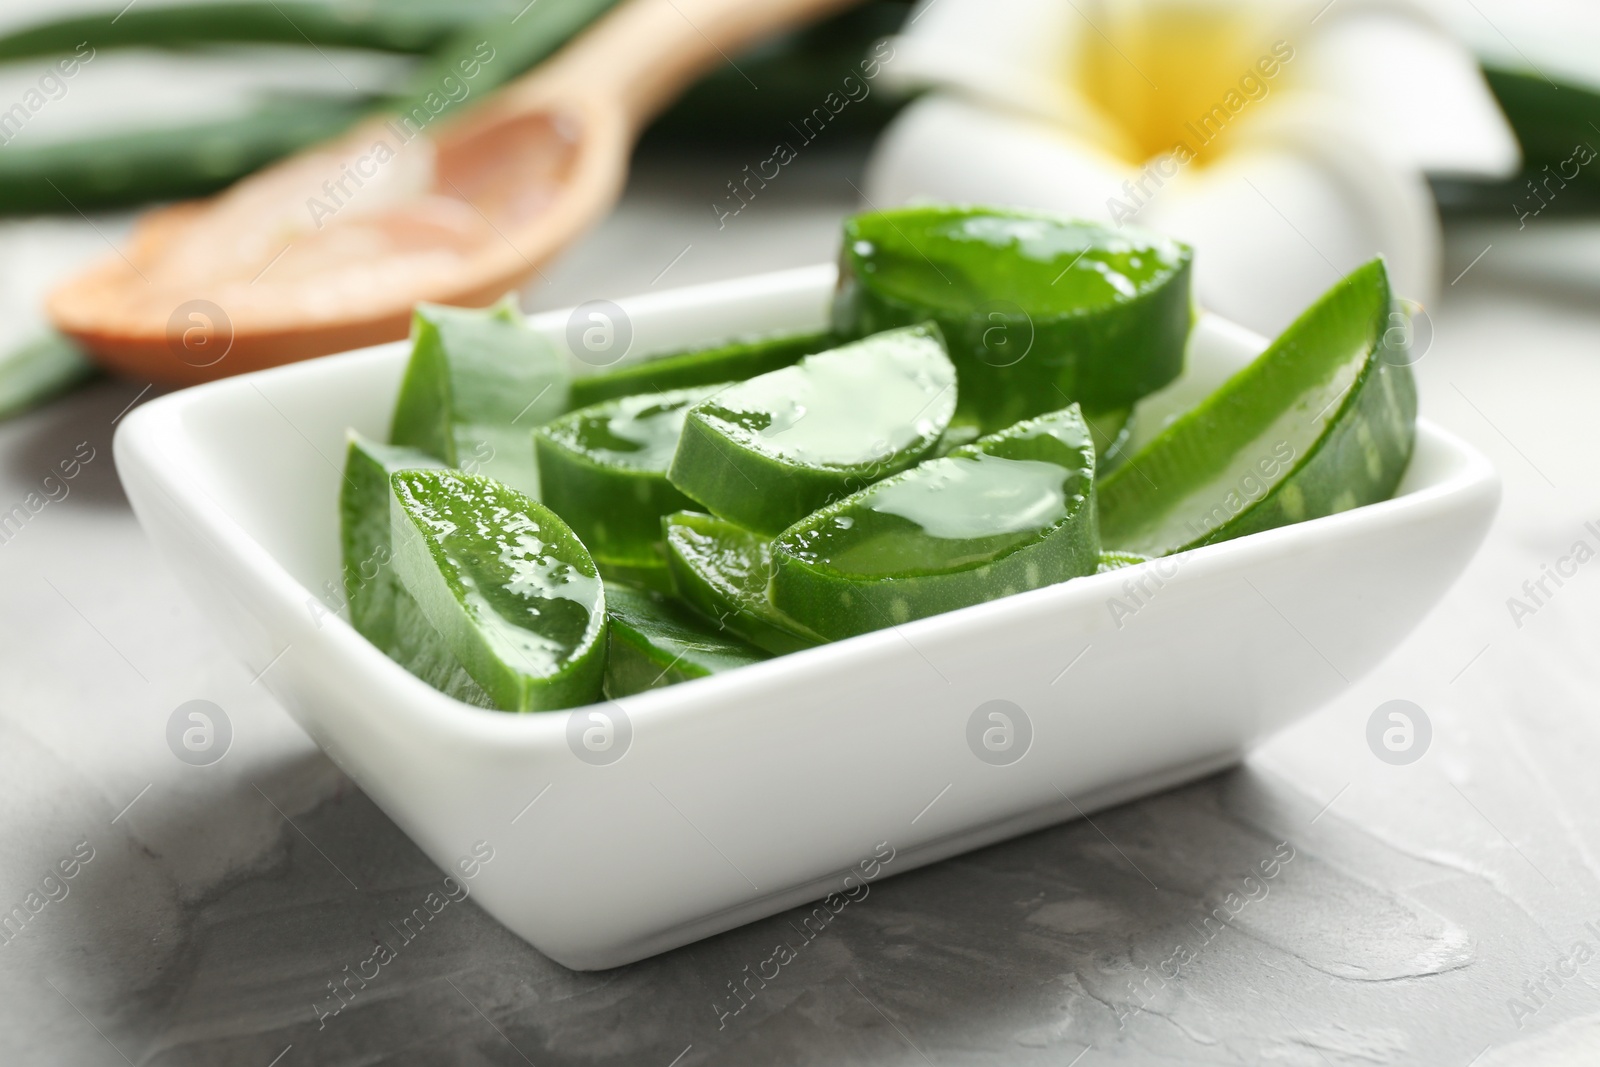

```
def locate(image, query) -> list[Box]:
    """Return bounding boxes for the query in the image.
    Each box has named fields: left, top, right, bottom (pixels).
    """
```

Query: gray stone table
left=3, top=136, right=1600, bottom=1065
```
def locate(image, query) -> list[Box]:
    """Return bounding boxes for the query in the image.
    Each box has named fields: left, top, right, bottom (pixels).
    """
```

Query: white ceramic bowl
left=114, top=264, right=1498, bottom=969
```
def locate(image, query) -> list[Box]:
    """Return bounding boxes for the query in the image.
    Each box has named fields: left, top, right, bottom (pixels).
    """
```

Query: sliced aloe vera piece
left=932, top=422, right=983, bottom=457
left=535, top=385, right=717, bottom=577
left=1097, top=550, right=1150, bottom=573
left=390, top=469, right=606, bottom=711
left=833, top=206, right=1193, bottom=431
left=568, top=329, right=833, bottom=409
left=770, top=406, right=1099, bottom=640
left=603, top=584, right=768, bottom=698
left=663, top=511, right=824, bottom=655
left=338, top=433, right=490, bottom=707
left=1084, top=407, right=1134, bottom=476
left=1098, top=258, right=1416, bottom=557
left=389, top=298, right=567, bottom=497
left=594, top=557, right=672, bottom=594
left=668, top=324, right=957, bottom=536
left=0, top=332, right=97, bottom=421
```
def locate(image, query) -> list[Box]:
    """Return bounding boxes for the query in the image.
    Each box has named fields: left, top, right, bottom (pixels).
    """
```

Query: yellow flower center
left=1074, top=0, right=1294, bottom=167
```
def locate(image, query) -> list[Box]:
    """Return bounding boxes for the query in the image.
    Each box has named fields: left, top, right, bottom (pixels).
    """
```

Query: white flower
left=865, top=0, right=1520, bottom=334
left=1416, top=0, right=1600, bottom=89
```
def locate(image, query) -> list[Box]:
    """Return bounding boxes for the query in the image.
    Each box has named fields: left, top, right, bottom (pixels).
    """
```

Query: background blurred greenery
left=0, top=0, right=1586, bottom=419
left=0, top=0, right=910, bottom=215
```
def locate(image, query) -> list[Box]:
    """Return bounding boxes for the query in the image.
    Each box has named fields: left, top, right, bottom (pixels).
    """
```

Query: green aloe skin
left=1085, top=406, right=1135, bottom=476
left=667, top=324, right=957, bottom=536
left=1098, top=258, right=1417, bottom=558
left=663, top=511, right=824, bottom=656
left=769, top=405, right=1100, bottom=640
left=833, top=206, right=1194, bottom=432
left=389, top=298, right=569, bottom=498
left=567, top=329, right=834, bottom=409
left=1097, top=550, right=1152, bottom=573
left=602, top=584, right=768, bottom=698
left=389, top=468, right=607, bottom=711
left=333, top=212, right=1419, bottom=711
left=535, top=385, right=721, bottom=586
left=0, top=333, right=96, bottom=422
left=338, top=433, right=491, bottom=707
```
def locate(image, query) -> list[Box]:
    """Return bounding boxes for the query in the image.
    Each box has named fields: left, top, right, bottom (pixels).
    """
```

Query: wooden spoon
left=48, top=0, right=858, bottom=384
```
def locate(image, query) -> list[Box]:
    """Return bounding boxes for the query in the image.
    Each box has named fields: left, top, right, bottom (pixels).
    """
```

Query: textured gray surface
left=3, top=138, right=1600, bottom=1065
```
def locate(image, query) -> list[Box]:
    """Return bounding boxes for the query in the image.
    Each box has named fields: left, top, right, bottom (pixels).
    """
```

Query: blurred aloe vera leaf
left=0, top=94, right=372, bottom=215
left=394, top=0, right=625, bottom=122
left=0, top=1, right=517, bottom=62
left=0, top=0, right=890, bottom=219
left=1433, top=66, right=1600, bottom=216
left=0, top=0, right=625, bottom=216
left=0, top=332, right=97, bottom=422
left=642, top=1, right=909, bottom=149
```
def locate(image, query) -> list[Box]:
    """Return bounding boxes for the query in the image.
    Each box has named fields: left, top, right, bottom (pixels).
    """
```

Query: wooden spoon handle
left=504, top=0, right=862, bottom=130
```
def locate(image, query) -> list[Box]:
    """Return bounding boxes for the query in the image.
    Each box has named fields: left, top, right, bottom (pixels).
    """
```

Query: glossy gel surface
left=1099, top=259, right=1414, bottom=557
left=543, top=385, right=719, bottom=471
left=693, top=326, right=954, bottom=468
left=778, top=408, right=1096, bottom=579
left=568, top=329, right=831, bottom=408
left=846, top=211, right=1186, bottom=317
left=390, top=468, right=605, bottom=710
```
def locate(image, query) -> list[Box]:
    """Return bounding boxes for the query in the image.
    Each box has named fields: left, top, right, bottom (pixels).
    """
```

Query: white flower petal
left=1140, top=96, right=1440, bottom=333
left=863, top=94, right=1132, bottom=217
left=1295, top=4, right=1520, bottom=177
left=1412, top=0, right=1600, bottom=91
left=885, top=0, right=1074, bottom=116
left=883, top=0, right=1137, bottom=150
left=888, top=0, right=1518, bottom=179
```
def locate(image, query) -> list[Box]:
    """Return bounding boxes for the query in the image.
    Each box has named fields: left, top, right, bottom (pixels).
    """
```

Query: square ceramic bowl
left=115, top=264, right=1498, bottom=969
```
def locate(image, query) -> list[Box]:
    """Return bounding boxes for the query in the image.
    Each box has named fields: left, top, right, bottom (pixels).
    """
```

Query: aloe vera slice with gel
left=338, top=433, right=490, bottom=707
left=833, top=206, right=1193, bottom=432
left=568, top=329, right=832, bottom=408
left=535, top=385, right=718, bottom=581
left=663, top=511, right=824, bottom=656
left=390, top=468, right=606, bottom=711
left=389, top=297, right=568, bottom=497
left=602, top=583, right=768, bottom=698
left=769, top=405, right=1100, bottom=640
left=1098, top=258, right=1417, bottom=557
left=667, top=324, right=957, bottom=536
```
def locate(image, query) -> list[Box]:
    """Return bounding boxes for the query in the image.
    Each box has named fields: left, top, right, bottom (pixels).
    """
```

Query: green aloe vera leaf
left=1097, top=258, right=1417, bottom=557
left=0, top=0, right=624, bottom=215
left=388, top=297, right=568, bottom=498
left=0, top=332, right=98, bottom=422
left=535, top=385, right=719, bottom=571
left=389, top=468, right=606, bottom=711
left=0, top=95, right=371, bottom=216
left=338, top=432, right=490, bottom=707
left=0, top=2, right=512, bottom=63
left=568, top=329, right=834, bottom=409
left=396, top=0, right=623, bottom=123
left=663, top=510, right=824, bottom=656
left=602, top=583, right=768, bottom=698
left=833, top=205, right=1193, bottom=431
left=769, top=405, right=1100, bottom=641
left=595, top=557, right=673, bottom=594
left=667, top=324, right=957, bottom=536
left=1084, top=406, right=1134, bottom=476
